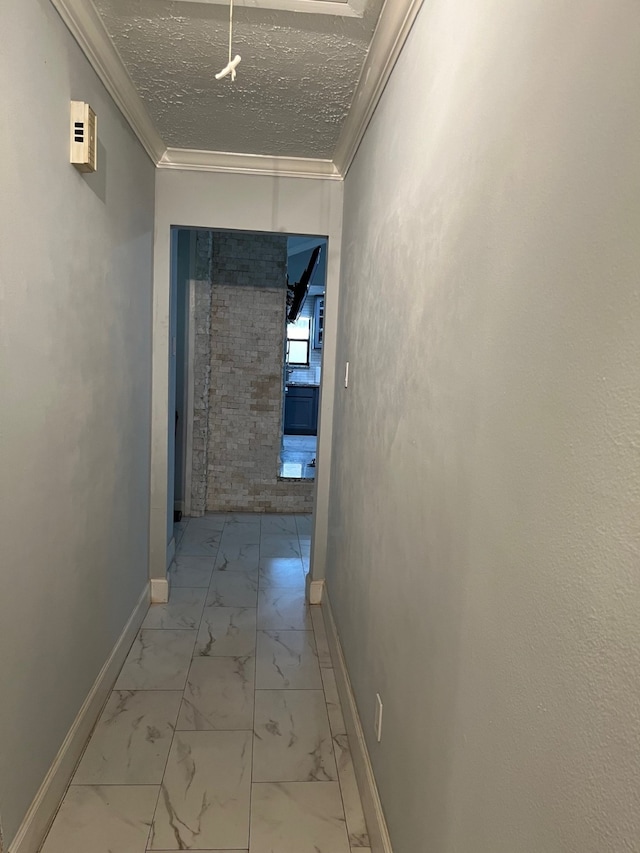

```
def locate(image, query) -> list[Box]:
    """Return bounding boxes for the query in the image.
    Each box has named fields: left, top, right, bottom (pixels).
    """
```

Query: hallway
left=40, top=514, right=369, bottom=853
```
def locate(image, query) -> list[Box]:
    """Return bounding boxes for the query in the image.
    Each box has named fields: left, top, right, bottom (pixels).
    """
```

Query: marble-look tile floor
left=279, top=435, right=317, bottom=480
left=41, top=513, right=370, bottom=853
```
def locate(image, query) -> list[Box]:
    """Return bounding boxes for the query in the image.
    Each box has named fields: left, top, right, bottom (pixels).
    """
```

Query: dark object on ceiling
left=287, top=245, right=321, bottom=322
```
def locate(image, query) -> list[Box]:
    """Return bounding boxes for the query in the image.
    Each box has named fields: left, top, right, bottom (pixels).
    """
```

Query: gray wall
left=190, top=231, right=214, bottom=515
left=327, top=2, right=640, bottom=852
left=0, top=0, right=155, bottom=843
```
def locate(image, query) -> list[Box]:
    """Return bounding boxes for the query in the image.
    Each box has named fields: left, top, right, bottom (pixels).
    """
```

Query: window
left=286, top=317, right=311, bottom=365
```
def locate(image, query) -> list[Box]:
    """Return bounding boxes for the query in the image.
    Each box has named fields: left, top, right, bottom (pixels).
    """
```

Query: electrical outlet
left=375, top=693, right=383, bottom=742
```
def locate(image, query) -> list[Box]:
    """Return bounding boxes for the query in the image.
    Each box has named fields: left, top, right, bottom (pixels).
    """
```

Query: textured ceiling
left=94, top=0, right=384, bottom=158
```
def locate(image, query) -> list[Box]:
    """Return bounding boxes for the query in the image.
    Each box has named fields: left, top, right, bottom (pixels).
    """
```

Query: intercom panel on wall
left=70, top=101, right=97, bottom=173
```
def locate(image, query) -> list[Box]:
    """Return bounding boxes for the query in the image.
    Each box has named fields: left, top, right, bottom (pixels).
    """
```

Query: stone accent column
left=206, top=232, right=314, bottom=512
left=189, top=231, right=213, bottom=515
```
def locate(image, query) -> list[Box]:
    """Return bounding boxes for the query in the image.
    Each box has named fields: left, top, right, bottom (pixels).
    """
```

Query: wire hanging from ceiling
left=215, top=0, right=241, bottom=81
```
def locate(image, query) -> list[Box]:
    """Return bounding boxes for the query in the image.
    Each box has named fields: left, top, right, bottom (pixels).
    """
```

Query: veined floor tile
left=73, top=690, right=182, bottom=784
left=214, top=542, right=260, bottom=571
left=115, top=630, right=196, bottom=691
left=222, top=512, right=260, bottom=524
left=174, top=520, right=188, bottom=543
left=299, top=537, right=312, bottom=557
left=142, top=587, right=207, bottom=630
left=258, top=557, right=306, bottom=590
left=295, top=514, right=313, bottom=536
left=38, top=513, right=370, bottom=853
left=310, top=605, right=332, bottom=668
left=253, top=690, right=336, bottom=782
left=257, top=589, right=311, bottom=630
left=196, top=607, right=257, bottom=657
left=333, top=733, right=370, bottom=848
left=256, top=630, right=321, bottom=689
left=219, top=523, right=261, bottom=545
left=250, top=782, right=350, bottom=853
left=40, top=785, right=158, bottom=853
left=320, top=667, right=347, bottom=736
left=177, top=656, right=255, bottom=730
left=187, top=514, right=226, bottom=533
left=170, top=555, right=214, bottom=588
left=260, top=514, right=298, bottom=535
left=149, top=731, right=251, bottom=850
left=178, top=525, right=223, bottom=557
left=259, top=534, right=302, bottom=559
left=213, top=557, right=262, bottom=573
left=207, top=570, right=258, bottom=607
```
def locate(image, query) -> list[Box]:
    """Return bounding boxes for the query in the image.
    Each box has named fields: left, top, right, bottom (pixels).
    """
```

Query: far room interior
left=169, top=227, right=327, bottom=546
left=281, top=235, right=327, bottom=480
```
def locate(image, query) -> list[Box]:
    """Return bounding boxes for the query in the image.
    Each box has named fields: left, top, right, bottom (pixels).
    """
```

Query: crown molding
left=150, top=0, right=363, bottom=17
left=50, top=0, right=424, bottom=179
left=158, top=147, right=343, bottom=180
left=50, top=0, right=166, bottom=164
left=332, top=0, right=425, bottom=178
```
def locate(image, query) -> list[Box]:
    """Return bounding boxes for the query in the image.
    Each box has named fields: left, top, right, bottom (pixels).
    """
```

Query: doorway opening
left=168, top=227, right=326, bottom=530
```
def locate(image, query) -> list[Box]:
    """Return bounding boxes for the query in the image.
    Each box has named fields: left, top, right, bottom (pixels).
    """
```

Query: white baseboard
left=150, top=576, right=170, bottom=603
left=9, top=584, right=150, bottom=853
left=322, top=591, right=393, bottom=853
left=309, top=578, right=325, bottom=605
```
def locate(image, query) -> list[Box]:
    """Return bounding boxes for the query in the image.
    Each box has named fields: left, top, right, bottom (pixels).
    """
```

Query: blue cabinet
left=284, top=385, right=319, bottom=435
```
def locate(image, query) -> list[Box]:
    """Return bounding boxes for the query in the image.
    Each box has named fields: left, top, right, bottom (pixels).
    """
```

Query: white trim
left=332, top=0, right=425, bottom=177
left=8, top=584, right=150, bottom=853
left=322, top=591, right=394, bottom=853
left=158, top=148, right=342, bottom=180
left=183, top=276, right=197, bottom=519
left=151, top=577, right=170, bottom=604
left=148, top=0, right=363, bottom=17
left=49, top=0, right=166, bottom=164
left=309, top=578, right=325, bottom=604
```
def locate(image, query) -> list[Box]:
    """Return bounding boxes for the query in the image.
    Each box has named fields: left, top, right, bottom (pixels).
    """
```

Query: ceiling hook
left=215, top=0, right=241, bottom=81
left=215, top=54, right=241, bottom=81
